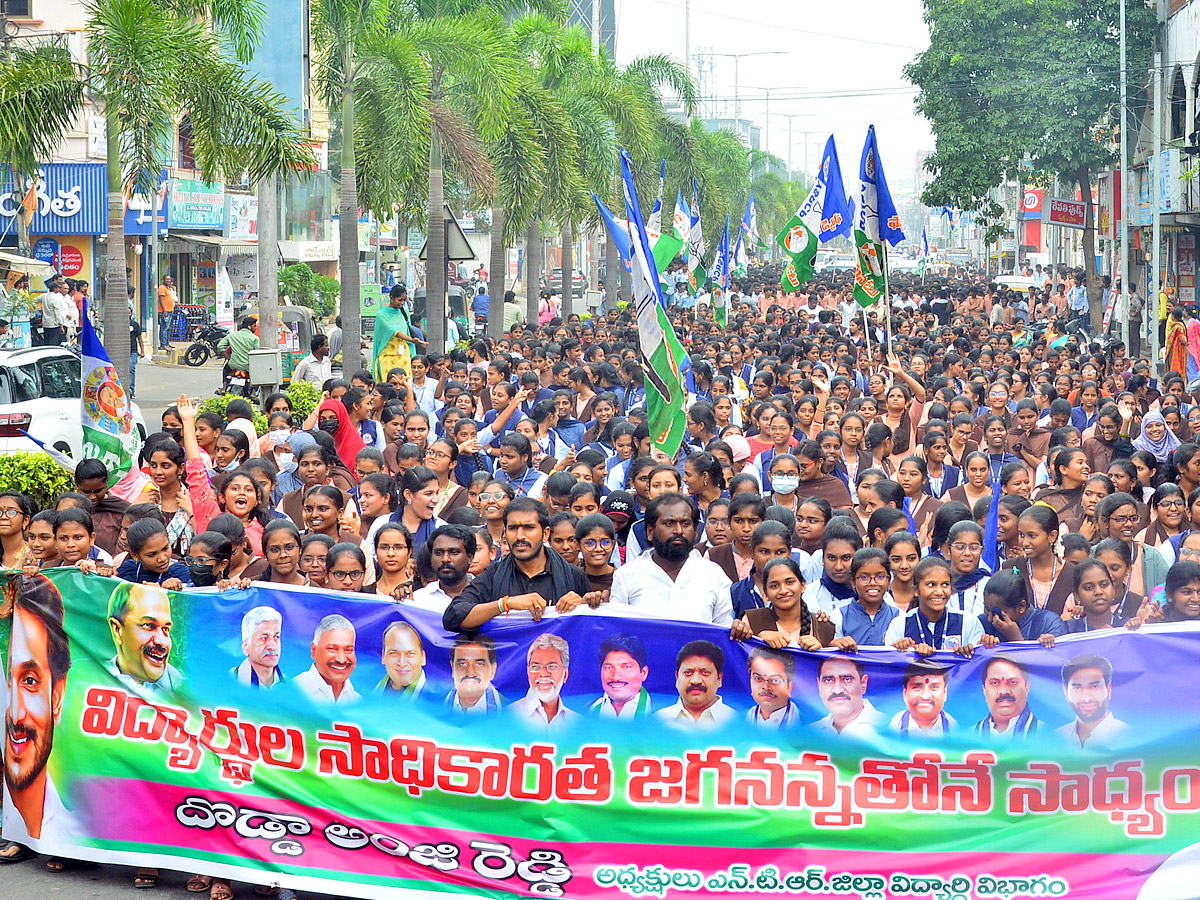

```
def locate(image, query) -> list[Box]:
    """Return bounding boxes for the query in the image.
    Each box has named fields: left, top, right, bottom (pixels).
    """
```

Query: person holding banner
left=885, top=556, right=982, bottom=656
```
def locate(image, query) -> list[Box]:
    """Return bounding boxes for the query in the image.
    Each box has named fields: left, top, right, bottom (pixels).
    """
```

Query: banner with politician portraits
left=4, top=567, right=1200, bottom=900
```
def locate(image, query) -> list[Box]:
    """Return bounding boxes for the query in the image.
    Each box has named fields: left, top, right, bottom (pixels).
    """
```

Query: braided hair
left=761, top=557, right=812, bottom=637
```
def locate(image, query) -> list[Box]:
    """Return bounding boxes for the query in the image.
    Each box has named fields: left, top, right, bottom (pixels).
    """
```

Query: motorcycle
left=224, top=366, right=254, bottom=397
left=184, top=319, right=229, bottom=366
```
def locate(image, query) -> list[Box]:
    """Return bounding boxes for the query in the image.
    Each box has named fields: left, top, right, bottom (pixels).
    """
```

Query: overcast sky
left=613, top=0, right=934, bottom=196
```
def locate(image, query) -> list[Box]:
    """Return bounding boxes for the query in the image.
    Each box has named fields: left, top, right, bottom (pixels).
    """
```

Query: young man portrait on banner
left=4, top=574, right=78, bottom=849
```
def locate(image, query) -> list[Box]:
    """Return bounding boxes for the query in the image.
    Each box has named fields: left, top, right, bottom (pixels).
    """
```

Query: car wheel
left=184, top=343, right=210, bottom=366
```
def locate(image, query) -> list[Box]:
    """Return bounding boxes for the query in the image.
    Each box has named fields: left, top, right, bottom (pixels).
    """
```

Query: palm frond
left=0, top=43, right=84, bottom=177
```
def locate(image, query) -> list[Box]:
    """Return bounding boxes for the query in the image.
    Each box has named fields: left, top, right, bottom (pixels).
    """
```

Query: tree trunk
left=525, top=218, right=540, bottom=327
left=104, top=106, right=129, bottom=379
left=604, top=227, right=618, bottom=311
left=1077, top=162, right=1101, bottom=331
left=560, top=219, right=573, bottom=318
left=339, top=82, right=362, bottom=372
left=586, top=227, right=598, bottom=303
left=487, top=204, right=505, bottom=339
left=425, top=129, right=446, bottom=353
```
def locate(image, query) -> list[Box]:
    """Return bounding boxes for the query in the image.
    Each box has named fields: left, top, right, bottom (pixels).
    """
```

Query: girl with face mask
left=316, top=398, right=367, bottom=475
left=185, top=531, right=233, bottom=587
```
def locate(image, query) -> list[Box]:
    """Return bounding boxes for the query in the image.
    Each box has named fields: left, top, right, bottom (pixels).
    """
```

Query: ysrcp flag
left=685, top=179, right=706, bottom=296
left=80, top=301, right=138, bottom=484
left=673, top=190, right=690, bottom=244
left=853, top=125, right=904, bottom=308
left=711, top=217, right=730, bottom=328
left=776, top=135, right=854, bottom=289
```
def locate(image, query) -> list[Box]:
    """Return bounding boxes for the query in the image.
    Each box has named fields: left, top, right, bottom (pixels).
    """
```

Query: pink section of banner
left=83, top=777, right=1169, bottom=899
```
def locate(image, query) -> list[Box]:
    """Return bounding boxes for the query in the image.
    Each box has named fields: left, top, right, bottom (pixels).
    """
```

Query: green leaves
left=0, top=43, right=84, bottom=180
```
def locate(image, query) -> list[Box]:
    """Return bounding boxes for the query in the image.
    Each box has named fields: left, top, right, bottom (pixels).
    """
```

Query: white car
left=0, top=346, right=146, bottom=459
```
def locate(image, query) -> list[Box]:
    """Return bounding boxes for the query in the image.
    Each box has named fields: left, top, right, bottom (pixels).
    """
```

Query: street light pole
left=1119, top=0, right=1129, bottom=353
left=710, top=51, right=783, bottom=137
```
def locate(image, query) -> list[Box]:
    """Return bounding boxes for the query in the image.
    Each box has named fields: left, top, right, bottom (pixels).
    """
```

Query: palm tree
left=86, top=0, right=315, bottom=377
left=0, top=40, right=84, bottom=256
left=312, top=0, right=430, bottom=372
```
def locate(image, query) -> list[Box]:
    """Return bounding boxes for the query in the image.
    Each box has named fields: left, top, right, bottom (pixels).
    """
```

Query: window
left=0, top=364, right=40, bottom=404
left=1, top=1, right=32, bottom=17
left=39, top=358, right=78, bottom=399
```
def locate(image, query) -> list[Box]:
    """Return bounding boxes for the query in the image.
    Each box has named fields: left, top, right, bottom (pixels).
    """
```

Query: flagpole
left=861, top=304, right=871, bottom=362
left=882, top=242, right=893, bottom=351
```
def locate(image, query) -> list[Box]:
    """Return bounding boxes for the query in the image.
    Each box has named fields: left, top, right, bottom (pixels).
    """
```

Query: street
left=134, top=356, right=225, bottom=430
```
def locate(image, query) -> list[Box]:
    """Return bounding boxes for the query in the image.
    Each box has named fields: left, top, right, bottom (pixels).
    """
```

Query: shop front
left=0, top=163, right=107, bottom=347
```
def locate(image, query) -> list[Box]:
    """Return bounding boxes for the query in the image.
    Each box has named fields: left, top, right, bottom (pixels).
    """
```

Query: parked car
left=540, top=268, right=585, bottom=297
left=0, top=346, right=146, bottom=459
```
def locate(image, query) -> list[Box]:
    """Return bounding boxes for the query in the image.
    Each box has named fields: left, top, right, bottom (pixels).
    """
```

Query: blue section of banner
left=0, top=163, right=107, bottom=236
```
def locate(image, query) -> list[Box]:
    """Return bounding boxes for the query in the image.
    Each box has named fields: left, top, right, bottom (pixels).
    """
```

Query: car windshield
left=0, top=362, right=40, bottom=404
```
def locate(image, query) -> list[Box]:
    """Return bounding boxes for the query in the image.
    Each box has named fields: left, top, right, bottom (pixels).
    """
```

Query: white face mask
left=269, top=430, right=291, bottom=447
left=277, top=452, right=296, bottom=473
left=772, top=474, right=801, bottom=495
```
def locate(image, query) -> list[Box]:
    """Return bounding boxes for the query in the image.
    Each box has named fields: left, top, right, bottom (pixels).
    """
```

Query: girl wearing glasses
left=0, top=491, right=35, bottom=570
left=1136, top=484, right=1187, bottom=559
left=941, top=520, right=989, bottom=617
left=326, top=543, right=371, bottom=593
left=830, top=548, right=898, bottom=651
left=1098, top=492, right=1169, bottom=597
left=575, top=513, right=616, bottom=596
left=257, top=519, right=305, bottom=586
left=479, top=480, right=515, bottom=560
left=424, top=438, right=468, bottom=518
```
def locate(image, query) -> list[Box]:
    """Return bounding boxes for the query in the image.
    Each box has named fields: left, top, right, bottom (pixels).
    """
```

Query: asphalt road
left=134, top=356, right=224, bottom=431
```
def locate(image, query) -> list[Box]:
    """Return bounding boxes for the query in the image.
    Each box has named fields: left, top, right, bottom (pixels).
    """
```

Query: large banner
left=5, top=569, right=1200, bottom=899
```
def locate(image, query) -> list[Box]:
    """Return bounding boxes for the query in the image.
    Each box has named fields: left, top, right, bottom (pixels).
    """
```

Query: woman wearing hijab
left=1133, top=410, right=1181, bottom=464
left=316, top=398, right=367, bottom=476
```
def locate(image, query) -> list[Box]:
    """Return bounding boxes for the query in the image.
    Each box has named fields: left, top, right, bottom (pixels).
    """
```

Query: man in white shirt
left=889, top=661, right=956, bottom=737
left=411, top=525, right=475, bottom=614
left=609, top=493, right=733, bottom=625
left=444, top=634, right=504, bottom=715
left=975, top=655, right=1038, bottom=740
left=232, top=606, right=284, bottom=689
left=589, top=633, right=653, bottom=719
left=376, top=621, right=427, bottom=698
left=654, top=640, right=736, bottom=731
left=294, top=614, right=360, bottom=705
left=1055, top=653, right=1128, bottom=750
left=811, top=656, right=885, bottom=737
left=290, top=334, right=332, bottom=386
left=745, top=647, right=800, bottom=730
left=510, top=633, right=577, bottom=732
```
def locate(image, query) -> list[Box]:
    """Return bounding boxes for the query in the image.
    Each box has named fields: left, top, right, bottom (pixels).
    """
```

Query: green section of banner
left=853, top=229, right=887, bottom=308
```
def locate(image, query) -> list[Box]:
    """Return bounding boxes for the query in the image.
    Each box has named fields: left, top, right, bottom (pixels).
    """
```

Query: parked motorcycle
left=184, top=319, right=229, bottom=366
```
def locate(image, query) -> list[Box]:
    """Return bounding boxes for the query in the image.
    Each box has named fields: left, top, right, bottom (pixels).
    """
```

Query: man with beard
left=443, top=498, right=597, bottom=632
left=609, top=493, right=733, bottom=625
left=294, top=614, right=359, bottom=704
left=511, top=633, right=575, bottom=731
left=106, top=582, right=182, bottom=697
left=377, top=622, right=427, bottom=697
left=745, top=647, right=799, bottom=729
left=1056, top=653, right=1128, bottom=750
left=589, top=633, right=652, bottom=719
left=654, top=640, right=735, bottom=731
left=975, top=654, right=1038, bottom=739
left=232, top=606, right=284, bottom=688
left=811, top=656, right=884, bottom=737
left=412, top=525, right=477, bottom=613
left=3, top=574, right=77, bottom=850
left=445, top=634, right=504, bottom=715
left=889, top=660, right=956, bottom=737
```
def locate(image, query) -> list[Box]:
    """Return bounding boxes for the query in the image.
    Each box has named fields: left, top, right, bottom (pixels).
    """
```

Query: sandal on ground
left=134, top=869, right=159, bottom=889
left=211, top=878, right=234, bottom=900
left=46, top=857, right=68, bottom=871
left=0, top=842, right=36, bottom=864
left=188, top=874, right=213, bottom=892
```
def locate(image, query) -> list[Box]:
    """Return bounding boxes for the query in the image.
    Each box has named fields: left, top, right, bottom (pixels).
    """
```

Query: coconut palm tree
left=86, top=0, right=315, bottom=377
left=0, top=40, right=84, bottom=256
left=313, top=0, right=430, bottom=371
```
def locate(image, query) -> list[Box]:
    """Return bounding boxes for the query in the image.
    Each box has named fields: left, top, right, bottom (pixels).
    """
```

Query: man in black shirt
left=443, top=497, right=602, bottom=632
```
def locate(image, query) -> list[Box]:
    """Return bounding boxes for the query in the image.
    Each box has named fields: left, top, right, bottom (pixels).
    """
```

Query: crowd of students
left=4, top=272, right=1200, bottom=896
